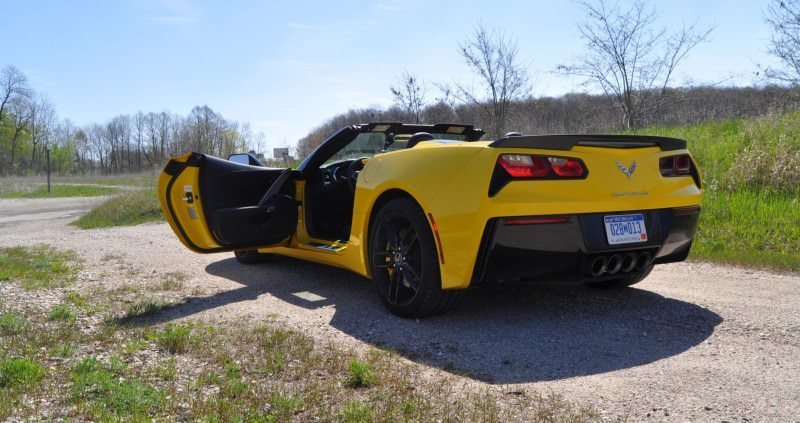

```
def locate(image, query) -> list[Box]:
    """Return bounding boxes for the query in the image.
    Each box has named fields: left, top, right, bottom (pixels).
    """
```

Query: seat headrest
left=406, top=132, right=435, bottom=148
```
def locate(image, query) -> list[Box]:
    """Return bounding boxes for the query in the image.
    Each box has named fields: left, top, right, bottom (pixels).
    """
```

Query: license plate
left=604, top=214, right=648, bottom=245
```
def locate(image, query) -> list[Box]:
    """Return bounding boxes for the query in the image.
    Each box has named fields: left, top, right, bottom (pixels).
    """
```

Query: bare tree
left=442, top=22, right=531, bottom=136
left=764, top=0, right=800, bottom=84
left=559, top=0, right=711, bottom=129
left=0, top=65, right=31, bottom=122
left=390, top=70, right=427, bottom=123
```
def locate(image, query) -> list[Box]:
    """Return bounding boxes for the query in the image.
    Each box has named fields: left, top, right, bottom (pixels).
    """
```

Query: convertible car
left=158, top=123, right=701, bottom=317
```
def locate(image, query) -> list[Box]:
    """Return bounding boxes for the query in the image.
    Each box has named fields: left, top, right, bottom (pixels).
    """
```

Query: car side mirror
left=228, top=153, right=264, bottom=167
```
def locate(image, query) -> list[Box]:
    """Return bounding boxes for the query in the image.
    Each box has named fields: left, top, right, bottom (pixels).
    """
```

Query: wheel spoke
left=388, top=271, right=401, bottom=303
left=401, top=265, right=420, bottom=292
left=372, top=251, right=392, bottom=261
left=400, top=228, right=418, bottom=255
left=381, top=219, right=399, bottom=250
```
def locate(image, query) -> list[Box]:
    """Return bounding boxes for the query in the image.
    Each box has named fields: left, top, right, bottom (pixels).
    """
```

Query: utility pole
left=46, top=146, right=51, bottom=193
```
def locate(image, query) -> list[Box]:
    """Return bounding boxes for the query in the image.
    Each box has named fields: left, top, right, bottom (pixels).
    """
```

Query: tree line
left=0, top=65, right=260, bottom=176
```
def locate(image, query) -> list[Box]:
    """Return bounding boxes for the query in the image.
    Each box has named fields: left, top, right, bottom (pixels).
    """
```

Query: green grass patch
left=72, top=188, right=162, bottom=229
left=0, top=246, right=80, bottom=290
left=48, top=304, right=77, bottom=323
left=0, top=184, right=118, bottom=198
left=346, top=359, right=377, bottom=389
left=694, top=190, right=800, bottom=270
left=154, top=323, right=193, bottom=354
left=341, top=401, right=375, bottom=422
left=0, top=313, right=27, bottom=335
left=0, top=357, right=45, bottom=389
left=71, top=356, right=165, bottom=418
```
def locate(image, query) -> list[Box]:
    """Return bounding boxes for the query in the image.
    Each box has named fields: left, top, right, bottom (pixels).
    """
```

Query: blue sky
left=0, top=0, right=778, bottom=150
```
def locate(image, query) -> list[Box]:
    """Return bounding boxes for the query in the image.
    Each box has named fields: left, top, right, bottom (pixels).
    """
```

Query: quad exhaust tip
left=589, top=252, right=652, bottom=277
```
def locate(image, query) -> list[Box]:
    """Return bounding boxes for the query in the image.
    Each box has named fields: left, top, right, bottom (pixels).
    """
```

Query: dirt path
left=1, top=196, right=798, bottom=421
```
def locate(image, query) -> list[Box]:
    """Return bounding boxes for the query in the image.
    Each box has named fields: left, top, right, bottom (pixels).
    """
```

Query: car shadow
left=138, top=255, right=723, bottom=384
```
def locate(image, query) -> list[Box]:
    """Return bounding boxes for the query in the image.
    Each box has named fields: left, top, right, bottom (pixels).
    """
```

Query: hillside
left=633, top=112, right=800, bottom=270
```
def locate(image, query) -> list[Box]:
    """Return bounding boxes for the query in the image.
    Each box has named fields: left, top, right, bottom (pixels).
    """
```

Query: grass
left=72, top=188, right=162, bottom=229
left=345, top=359, right=377, bottom=388
left=48, top=304, right=77, bottom=323
left=0, top=246, right=80, bottom=290
left=0, top=184, right=118, bottom=198
left=633, top=111, right=800, bottom=271
left=0, top=313, right=27, bottom=335
left=0, top=357, right=45, bottom=388
left=71, top=356, right=165, bottom=418
left=154, top=323, right=193, bottom=354
left=0, top=260, right=597, bottom=422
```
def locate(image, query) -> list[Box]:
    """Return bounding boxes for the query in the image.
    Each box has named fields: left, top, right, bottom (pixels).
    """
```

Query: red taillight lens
left=498, top=154, right=586, bottom=178
left=548, top=157, right=585, bottom=177
left=498, top=154, right=550, bottom=178
left=660, top=154, right=693, bottom=176
left=675, top=155, right=691, bottom=174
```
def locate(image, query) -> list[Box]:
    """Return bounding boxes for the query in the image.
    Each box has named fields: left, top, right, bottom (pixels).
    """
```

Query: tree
left=7, top=96, right=31, bottom=172
left=443, top=22, right=531, bottom=137
left=764, top=0, right=800, bottom=84
left=558, top=0, right=711, bottom=129
left=390, top=70, right=427, bottom=123
left=0, top=65, right=30, bottom=121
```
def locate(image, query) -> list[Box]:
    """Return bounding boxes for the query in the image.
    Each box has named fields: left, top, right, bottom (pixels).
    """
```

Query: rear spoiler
left=489, top=134, right=687, bottom=151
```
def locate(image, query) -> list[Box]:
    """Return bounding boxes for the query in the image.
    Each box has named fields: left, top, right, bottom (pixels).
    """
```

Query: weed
left=155, top=323, right=193, bottom=354
left=0, top=313, right=27, bottom=335
left=158, top=271, right=186, bottom=291
left=48, top=304, right=77, bottom=323
left=152, top=357, right=177, bottom=381
left=65, top=291, right=88, bottom=309
left=346, top=359, right=376, bottom=389
left=0, top=357, right=45, bottom=388
left=49, top=343, right=77, bottom=358
left=269, top=393, right=304, bottom=419
left=341, top=401, right=374, bottom=422
left=120, top=297, right=168, bottom=321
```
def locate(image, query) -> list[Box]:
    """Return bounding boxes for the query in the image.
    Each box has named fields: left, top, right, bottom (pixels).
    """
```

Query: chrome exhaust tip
left=606, top=254, right=623, bottom=274
left=590, top=256, right=608, bottom=277
left=621, top=253, right=637, bottom=273
left=636, top=252, right=652, bottom=270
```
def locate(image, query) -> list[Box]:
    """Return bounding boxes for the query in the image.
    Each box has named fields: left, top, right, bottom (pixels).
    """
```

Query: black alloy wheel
left=369, top=197, right=459, bottom=317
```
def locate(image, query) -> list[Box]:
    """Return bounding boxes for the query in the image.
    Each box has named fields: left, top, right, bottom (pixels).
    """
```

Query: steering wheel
left=343, top=157, right=368, bottom=192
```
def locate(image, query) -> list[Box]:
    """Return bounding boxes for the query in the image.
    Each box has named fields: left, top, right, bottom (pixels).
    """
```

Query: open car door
left=158, top=152, right=298, bottom=253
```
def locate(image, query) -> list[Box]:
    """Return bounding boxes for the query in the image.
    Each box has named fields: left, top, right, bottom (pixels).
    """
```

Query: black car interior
left=199, top=154, right=296, bottom=246
left=304, top=158, right=365, bottom=241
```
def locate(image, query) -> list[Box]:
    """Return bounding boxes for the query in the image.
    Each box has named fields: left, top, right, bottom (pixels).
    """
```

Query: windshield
left=323, top=131, right=472, bottom=166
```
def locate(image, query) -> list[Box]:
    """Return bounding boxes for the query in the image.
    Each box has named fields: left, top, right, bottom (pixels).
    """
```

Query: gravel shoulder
left=1, top=196, right=798, bottom=421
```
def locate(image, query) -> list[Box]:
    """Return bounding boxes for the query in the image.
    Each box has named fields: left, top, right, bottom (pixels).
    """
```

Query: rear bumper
left=471, top=206, right=700, bottom=283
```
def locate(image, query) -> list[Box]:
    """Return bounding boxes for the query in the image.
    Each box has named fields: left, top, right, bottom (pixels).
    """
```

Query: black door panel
left=197, top=154, right=297, bottom=248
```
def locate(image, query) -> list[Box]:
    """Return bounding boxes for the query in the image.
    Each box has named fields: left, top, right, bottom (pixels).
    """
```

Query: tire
left=233, top=249, right=275, bottom=265
left=584, top=264, right=654, bottom=289
left=368, top=197, right=459, bottom=318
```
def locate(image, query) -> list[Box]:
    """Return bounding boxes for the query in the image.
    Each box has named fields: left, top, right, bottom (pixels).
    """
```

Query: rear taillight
left=660, top=154, right=693, bottom=176
left=660, top=153, right=701, bottom=188
left=497, top=154, right=587, bottom=179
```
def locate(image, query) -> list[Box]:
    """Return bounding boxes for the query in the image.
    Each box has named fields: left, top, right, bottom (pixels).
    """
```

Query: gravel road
left=1, top=196, right=798, bottom=421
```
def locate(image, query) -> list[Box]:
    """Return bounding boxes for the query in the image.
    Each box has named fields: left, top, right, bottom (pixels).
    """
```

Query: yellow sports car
left=158, top=123, right=701, bottom=317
